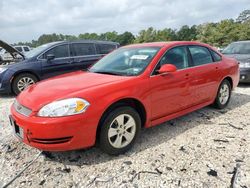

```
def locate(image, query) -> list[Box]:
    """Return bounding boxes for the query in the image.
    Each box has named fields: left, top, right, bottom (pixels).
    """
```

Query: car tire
left=99, top=106, right=141, bottom=155
left=213, top=79, right=232, bottom=109
left=12, top=73, right=38, bottom=95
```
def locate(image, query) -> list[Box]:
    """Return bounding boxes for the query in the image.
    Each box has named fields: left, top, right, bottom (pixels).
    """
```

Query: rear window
left=71, top=43, right=95, bottom=56
left=96, top=44, right=117, bottom=54
left=23, top=47, right=30, bottom=52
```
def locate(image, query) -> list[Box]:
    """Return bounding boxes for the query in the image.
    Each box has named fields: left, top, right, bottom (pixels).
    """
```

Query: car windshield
left=89, top=47, right=160, bottom=76
left=25, top=43, right=57, bottom=58
left=222, top=42, right=250, bottom=54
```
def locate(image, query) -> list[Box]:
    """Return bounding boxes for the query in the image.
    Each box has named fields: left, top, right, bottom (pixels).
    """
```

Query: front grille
left=31, top=137, right=73, bottom=144
left=13, top=100, right=32, bottom=117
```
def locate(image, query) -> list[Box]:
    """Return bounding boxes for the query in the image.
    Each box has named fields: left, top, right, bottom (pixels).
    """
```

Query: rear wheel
left=12, top=73, right=38, bottom=95
left=213, top=79, right=231, bottom=109
left=99, top=106, right=141, bottom=155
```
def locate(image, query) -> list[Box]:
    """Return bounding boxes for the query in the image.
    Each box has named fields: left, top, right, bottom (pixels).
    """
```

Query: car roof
left=48, top=40, right=119, bottom=46
left=124, top=41, right=212, bottom=48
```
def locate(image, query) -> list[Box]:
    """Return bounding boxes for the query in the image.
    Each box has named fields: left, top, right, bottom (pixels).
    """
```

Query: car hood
left=223, top=54, right=250, bottom=62
left=0, top=40, right=25, bottom=61
left=17, top=71, right=130, bottom=111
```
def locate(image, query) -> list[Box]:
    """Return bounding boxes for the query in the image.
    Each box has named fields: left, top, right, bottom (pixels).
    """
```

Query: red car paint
left=10, top=41, right=239, bottom=151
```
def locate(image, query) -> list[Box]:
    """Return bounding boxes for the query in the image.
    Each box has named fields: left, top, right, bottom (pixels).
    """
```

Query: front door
left=41, top=44, right=74, bottom=79
left=150, top=46, right=192, bottom=121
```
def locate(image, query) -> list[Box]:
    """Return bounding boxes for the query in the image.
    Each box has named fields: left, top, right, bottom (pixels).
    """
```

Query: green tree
left=236, top=9, right=250, bottom=23
left=176, top=25, right=197, bottom=41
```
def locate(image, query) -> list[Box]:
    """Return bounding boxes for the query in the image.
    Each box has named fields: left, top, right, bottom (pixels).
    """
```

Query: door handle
left=215, top=67, right=219, bottom=70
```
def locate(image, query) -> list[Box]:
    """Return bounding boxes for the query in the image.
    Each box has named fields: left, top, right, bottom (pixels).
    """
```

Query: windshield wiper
left=92, top=71, right=123, bottom=76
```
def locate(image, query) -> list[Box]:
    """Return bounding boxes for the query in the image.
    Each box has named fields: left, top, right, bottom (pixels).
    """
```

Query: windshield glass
left=25, top=43, right=57, bottom=58
left=89, top=47, right=160, bottom=76
left=222, top=42, right=250, bottom=54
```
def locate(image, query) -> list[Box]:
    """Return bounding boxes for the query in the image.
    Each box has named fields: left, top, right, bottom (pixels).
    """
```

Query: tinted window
left=44, top=45, right=69, bottom=59
left=159, top=46, right=189, bottom=70
left=211, top=50, right=222, bottom=62
left=96, top=44, right=116, bottom=54
left=23, top=47, right=30, bottom=52
left=15, top=47, right=22, bottom=52
left=71, top=43, right=95, bottom=56
left=189, top=46, right=213, bottom=66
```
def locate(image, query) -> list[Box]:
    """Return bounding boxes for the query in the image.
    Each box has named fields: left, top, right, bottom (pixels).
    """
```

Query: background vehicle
left=11, top=41, right=239, bottom=155
left=14, top=45, right=31, bottom=54
left=222, top=41, right=250, bottom=83
left=0, top=40, right=119, bottom=95
left=0, top=40, right=25, bottom=64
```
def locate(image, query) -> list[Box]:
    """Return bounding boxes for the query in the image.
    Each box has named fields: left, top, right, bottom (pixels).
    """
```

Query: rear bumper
left=10, top=105, right=98, bottom=151
left=239, top=68, right=250, bottom=83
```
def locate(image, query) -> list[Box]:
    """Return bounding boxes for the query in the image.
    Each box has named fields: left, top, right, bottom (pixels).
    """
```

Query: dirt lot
left=0, top=85, right=249, bottom=188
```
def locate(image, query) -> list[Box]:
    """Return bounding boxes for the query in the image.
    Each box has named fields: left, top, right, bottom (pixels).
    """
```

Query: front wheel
left=213, top=79, right=232, bottom=109
left=12, top=73, right=38, bottom=95
left=99, top=106, right=141, bottom=155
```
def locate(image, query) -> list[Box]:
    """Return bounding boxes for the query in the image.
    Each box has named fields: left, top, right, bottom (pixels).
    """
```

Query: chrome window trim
left=150, top=44, right=217, bottom=77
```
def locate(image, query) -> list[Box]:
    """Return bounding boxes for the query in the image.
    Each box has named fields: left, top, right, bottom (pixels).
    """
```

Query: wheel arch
left=222, top=76, right=233, bottom=89
left=11, top=70, right=41, bottom=92
left=96, top=98, right=147, bottom=142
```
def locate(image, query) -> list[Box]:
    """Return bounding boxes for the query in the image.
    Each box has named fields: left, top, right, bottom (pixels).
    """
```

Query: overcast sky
left=0, top=0, right=249, bottom=44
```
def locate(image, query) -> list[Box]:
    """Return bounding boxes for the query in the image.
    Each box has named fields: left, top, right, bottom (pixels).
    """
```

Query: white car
left=14, top=45, right=31, bottom=54
left=0, top=40, right=25, bottom=64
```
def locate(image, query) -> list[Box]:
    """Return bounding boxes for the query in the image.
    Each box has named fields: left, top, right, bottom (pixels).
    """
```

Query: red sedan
left=10, top=41, right=239, bottom=155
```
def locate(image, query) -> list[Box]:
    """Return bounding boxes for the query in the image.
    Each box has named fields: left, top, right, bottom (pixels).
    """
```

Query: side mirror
left=46, top=54, right=55, bottom=61
left=158, top=64, right=177, bottom=74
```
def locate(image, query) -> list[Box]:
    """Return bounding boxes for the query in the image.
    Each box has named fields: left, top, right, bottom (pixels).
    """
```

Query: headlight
left=0, top=67, right=7, bottom=74
left=239, top=62, right=250, bottom=68
left=37, top=98, right=90, bottom=117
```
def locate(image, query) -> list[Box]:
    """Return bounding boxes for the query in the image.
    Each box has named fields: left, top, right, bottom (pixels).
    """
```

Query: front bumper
left=10, top=105, right=98, bottom=151
left=239, top=68, right=250, bottom=83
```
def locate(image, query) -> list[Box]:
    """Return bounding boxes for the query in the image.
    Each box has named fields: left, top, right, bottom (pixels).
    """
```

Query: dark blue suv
left=0, top=40, right=119, bottom=95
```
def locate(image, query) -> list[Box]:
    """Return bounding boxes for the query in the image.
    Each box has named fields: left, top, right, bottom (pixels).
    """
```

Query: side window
left=23, top=47, right=30, bottom=52
left=96, top=44, right=116, bottom=54
left=43, top=45, right=69, bottom=59
left=211, top=50, right=222, bottom=62
left=189, top=46, right=213, bottom=66
left=71, top=43, right=95, bottom=56
left=158, top=46, right=189, bottom=70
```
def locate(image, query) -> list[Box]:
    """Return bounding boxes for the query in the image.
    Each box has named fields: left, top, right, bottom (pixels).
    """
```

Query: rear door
left=41, top=44, right=74, bottom=79
left=187, top=45, right=221, bottom=104
left=70, top=43, right=101, bottom=70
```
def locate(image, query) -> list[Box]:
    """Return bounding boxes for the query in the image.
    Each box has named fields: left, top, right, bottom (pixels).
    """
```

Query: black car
left=0, top=40, right=119, bottom=95
left=222, top=41, right=250, bottom=83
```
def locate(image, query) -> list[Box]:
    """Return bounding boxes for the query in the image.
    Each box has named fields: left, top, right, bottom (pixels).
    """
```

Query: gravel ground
left=0, top=85, right=249, bottom=188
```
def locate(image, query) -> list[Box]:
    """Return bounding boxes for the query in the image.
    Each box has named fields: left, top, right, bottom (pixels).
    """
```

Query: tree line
left=16, top=10, right=250, bottom=48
